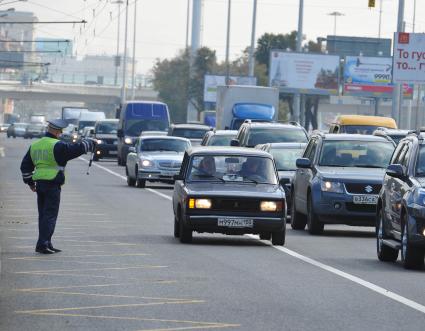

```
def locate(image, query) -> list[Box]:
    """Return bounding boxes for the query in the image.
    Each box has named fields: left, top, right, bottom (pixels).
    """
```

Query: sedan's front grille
left=158, top=161, right=181, bottom=169
left=345, top=203, right=376, bottom=213
left=103, top=138, right=117, bottom=145
left=344, top=183, right=381, bottom=195
left=212, top=198, right=260, bottom=212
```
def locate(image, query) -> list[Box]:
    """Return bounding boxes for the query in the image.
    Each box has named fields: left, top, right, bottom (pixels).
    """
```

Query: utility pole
left=121, top=0, right=129, bottom=103
left=378, top=0, right=383, bottom=38
left=113, top=0, right=123, bottom=86
left=131, top=0, right=138, bottom=100
left=225, top=0, right=232, bottom=85
left=185, top=0, right=190, bottom=49
left=328, top=11, right=344, bottom=36
left=391, top=0, right=404, bottom=126
left=248, top=0, right=257, bottom=77
left=293, top=0, right=304, bottom=123
left=186, top=0, right=203, bottom=122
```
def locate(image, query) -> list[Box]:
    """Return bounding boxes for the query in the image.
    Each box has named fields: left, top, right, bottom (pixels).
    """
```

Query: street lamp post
left=131, top=0, right=138, bottom=100
left=248, top=0, right=257, bottom=77
left=112, top=0, right=123, bottom=86
left=121, top=0, right=129, bottom=103
left=328, top=11, right=344, bottom=36
left=293, top=0, right=304, bottom=123
left=391, top=0, right=404, bottom=126
left=225, top=0, right=232, bottom=85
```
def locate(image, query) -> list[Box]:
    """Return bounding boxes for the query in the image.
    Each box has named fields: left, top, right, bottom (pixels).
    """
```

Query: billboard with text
left=393, top=32, right=425, bottom=84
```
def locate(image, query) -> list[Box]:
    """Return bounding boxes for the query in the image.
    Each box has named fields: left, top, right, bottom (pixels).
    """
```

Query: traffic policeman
left=20, top=119, right=96, bottom=254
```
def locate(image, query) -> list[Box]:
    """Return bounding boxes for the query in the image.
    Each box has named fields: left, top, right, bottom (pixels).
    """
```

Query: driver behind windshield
left=238, top=158, right=266, bottom=181
left=196, top=156, right=216, bottom=176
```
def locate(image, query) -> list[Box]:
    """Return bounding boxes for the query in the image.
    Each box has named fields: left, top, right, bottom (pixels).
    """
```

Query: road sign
left=393, top=32, right=425, bottom=84
left=368, top=0, right=375, bottom=8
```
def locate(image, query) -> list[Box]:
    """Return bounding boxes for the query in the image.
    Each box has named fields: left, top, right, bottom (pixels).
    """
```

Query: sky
left=6, top=0, right=425, bottom=75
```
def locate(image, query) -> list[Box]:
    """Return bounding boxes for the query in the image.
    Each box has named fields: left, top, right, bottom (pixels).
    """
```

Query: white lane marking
left=0, top=147, right=5, bottom=157
left=81, top=156, right=425, bottom=315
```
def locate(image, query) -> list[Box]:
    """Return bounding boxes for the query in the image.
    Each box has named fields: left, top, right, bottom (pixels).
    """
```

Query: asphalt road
left=1, top=135, right=425, bottom=331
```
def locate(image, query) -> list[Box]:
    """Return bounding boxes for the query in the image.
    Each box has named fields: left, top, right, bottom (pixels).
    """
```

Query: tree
left=255, top=31, right=297, bottom=69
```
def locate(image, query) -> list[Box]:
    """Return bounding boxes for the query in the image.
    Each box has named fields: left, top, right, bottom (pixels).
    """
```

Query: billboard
left=343, top=56, right=413, bottom=98
left=269, top=51, right=340, bottom=95
left=393, top=32, right=425, bottom=84
left=204, top=75, right=257, bottom=103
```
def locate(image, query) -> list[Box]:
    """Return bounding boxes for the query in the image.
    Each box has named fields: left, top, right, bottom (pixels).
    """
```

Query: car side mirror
left=386, top=164, right=405, bottom=178
left=296, top=158, right=311, bottom=169
left=117, top=129, right=123, bottom=138
left=173, top=174, right=183, bottom=181
left=128, top=147, right=136, bottom=153
left=230, top=139, right=239, bottom=147
left=279, top=178, right=290, bottom=187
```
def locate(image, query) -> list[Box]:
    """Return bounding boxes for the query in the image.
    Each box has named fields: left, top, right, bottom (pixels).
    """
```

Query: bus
left=117, top=101, right=170, bottom=166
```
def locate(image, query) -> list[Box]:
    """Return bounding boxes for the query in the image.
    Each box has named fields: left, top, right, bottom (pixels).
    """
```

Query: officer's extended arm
left=20, top=148, right=35, bottom=187
left=53, top=139, right=96, bottom=165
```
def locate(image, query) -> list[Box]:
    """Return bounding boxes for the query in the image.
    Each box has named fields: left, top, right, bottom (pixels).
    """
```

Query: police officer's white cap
left=47, top=119, right=68, bottom=130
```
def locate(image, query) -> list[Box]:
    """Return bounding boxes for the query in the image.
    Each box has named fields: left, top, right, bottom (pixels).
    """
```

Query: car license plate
left=162, top=171, right=175, bottom=177
left=113, top=141, right=118, bottom=145
left=217, top=218, right=254, bottom=228
left=109, top=151, right=117, bottom=155
left=353, top=195, right=378, bottom=205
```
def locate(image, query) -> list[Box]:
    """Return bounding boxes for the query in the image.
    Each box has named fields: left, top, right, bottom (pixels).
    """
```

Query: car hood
left=186, top=182, right=284, bottom=199
left=316, top=166, right=386, bottom=182
left=277, top=170, right=296, bottom=181
left=139, top=152, right=184, bottom=161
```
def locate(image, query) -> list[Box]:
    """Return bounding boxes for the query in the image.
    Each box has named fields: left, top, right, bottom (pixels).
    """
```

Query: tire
left=259, top=232, right=271, bottom=240
left=307, top=194, right=324, bottom=235
left=174, top=214, right=180, bottom=238
left=376, top=207, right=398, bottom=262
left=291, top=192, right=307, bottom=230
left=126, top=167, right=136, bottom=187
left=179, top=211, right=192, bottom=243
left=271, top=220, right=286, bottom=246
left=401, top=214, right=425, bottom=270
left=135, top=168, right=146, bottom=188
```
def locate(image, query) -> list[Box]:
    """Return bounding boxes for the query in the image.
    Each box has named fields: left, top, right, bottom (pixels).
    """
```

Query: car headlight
left=320, top=180, right=344, bottom=193
left=414, top=188, right=425, bottom=205
left=96, top=139, right=103, bottom=144
left=188, top=198, right=212, bottom=209
left=124, top=137, right=133, bottom=144
left=140, top=159, right=153, bottom=167
left=260, top=201, right=283, bottom=212
left=72, top=134, right=78, bottom=139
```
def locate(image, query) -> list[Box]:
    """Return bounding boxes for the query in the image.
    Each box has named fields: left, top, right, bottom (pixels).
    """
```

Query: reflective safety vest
left=30, top=137, right=64, bottom=181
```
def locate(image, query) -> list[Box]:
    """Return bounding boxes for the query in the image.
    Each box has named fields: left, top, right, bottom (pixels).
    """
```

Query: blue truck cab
left=117, top=101, right=170, bottom=166
left=230, top=103, right=276, bottom=130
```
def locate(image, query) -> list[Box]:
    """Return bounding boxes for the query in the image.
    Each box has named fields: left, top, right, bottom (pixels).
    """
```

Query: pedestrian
left=20, top=119, right=96, bottom=254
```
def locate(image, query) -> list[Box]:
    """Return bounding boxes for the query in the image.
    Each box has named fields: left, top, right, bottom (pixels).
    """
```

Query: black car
left=256, top=142, right=307, bottom=218
left=231, top=121, right=308, bottom=148
left=168, top=123, right=211, bottom=146
left=201, top=129, right=238, bottom=146
left=93, top=119, right=119, bottom=161
left=376, top=132, right=425, bottom=269
left=172, top=147, right=287, bottom=245
left=291, top=133, right=395, bottom=234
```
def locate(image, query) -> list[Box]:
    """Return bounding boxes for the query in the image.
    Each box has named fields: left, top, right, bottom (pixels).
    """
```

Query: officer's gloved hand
left=82, top=138, right=97, bottom=153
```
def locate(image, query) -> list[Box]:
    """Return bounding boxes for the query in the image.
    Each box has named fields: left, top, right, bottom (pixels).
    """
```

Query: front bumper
left=313, top=191, right=377, bottom=226
left=138, top=169, right=179, bottom=182
left=185, top=214, right=285, bottom=235
left=96, top=144, right=118, bottom=158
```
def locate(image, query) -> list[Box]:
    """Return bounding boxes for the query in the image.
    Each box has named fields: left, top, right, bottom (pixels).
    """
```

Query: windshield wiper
left=353, top=164, right=382, bottom=168
left=242, top=177, right=259, bottom=184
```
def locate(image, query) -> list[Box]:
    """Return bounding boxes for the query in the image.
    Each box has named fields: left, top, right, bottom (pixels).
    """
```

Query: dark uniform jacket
left=20, top=132, right=91, bottom=186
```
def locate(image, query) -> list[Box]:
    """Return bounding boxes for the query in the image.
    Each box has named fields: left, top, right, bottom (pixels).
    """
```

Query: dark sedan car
left=291, top=133, right=395, bottom=234
left=168, top=123, right=211, bottom=146
left=93, top=119, right=119, bottom=161
left=172, top=147, right=287, bottom=245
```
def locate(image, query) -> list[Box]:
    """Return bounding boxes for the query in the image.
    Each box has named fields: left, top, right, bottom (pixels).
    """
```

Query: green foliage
left=255, top=31, right=297, bottom=68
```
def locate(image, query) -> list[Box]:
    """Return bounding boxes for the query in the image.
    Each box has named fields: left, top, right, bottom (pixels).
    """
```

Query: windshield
left=389, top=134, right=405, bottom=145
left=78, top=121, right=96, bottom=131
left=125, top=119, right=168, bottom=136
left=342, top=125, right=388, bottom=134
left=188, top=155, right=277, bottom=184
left=140, top=139, right=189, bottom=153
left=30, top=115, right=45, bottom=123
left=319, top=141, right=394, bottom=168
left=416, top=146, right=425, bottom=176
left=270, top=147, right=305, bottom=171
left=247, top=128, right=307, bottom=147
left=96, top=122, right=118, bottom=134
left=208, top=134, right=235, bottom=146
left=172, top=128, right=208, bottom=139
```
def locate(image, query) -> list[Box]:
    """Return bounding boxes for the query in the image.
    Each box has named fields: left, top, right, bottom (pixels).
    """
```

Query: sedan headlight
left=140, top=159, right=153, bottom=167
left=260, top=201, right=283, bottom=212
left=72, top=134, right=78, bottom=139
left=320, top=180, right=344, bottom=193
left=96, top=139, right=103, bottom=144
left=124, top=137, right=133, bottom=144
left=188, top=198, right=212, bottom=209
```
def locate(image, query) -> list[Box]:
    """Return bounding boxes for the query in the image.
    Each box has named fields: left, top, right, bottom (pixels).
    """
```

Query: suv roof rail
left=310, top=129, right=325, bottom=137
left=243, top=119, right=252, bottom=124
left=407, top=129, right=425, bottom=140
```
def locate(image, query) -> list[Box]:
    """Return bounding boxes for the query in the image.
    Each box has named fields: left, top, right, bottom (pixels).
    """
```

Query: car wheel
left=136, top=169, right=146, bottom=188
left=179, top=211, right=192, bottom=243
left=376, top=207, right=398, bottom=262
left=126, top=167, right=136, bottom=187
left=174, top=214, right=180, bottom=238
left=307, top=194, right=324, bottom=235
left=291, top=192, right=306, bottom=230
left=271, top=220, right=286, bottom=246
left=401, top=214, right=424, bottom=270
left=259, top=232, right=271, bottom=240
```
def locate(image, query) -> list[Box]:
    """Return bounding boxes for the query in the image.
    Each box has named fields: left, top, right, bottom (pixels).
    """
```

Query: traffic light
left=368, top=0, right=375, bottom=7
